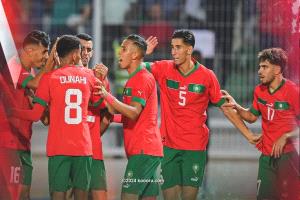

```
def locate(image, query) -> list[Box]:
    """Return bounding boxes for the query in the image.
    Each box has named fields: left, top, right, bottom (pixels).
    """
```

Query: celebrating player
left=97, top=34, right=163, bottom=200
left=145, top=29, right=259, bottom=200
left=12, top=35, right=101, bottom=200
left=222, top=48, right=299, bottom=199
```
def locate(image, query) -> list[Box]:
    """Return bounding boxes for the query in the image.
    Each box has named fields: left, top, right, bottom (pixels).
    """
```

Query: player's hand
left=93, top=81, right=108, bottom=97
left=93, top=63, right=108, bottom=80
left=44, top=37, right=60, bottom=71
left=271, top=134, right=288, bottom=158
left=146, top=36, right=158, bottom=55
left=221, top=89, right=237, bottom=108
left=248, top=133, right=262, bottom=145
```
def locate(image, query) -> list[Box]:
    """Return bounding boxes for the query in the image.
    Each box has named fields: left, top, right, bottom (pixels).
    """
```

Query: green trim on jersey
left=33, top=96, right=47, bottom=107
left=21, top=75, right=34, bottom=89
left=128, top=65, right=143, bottom=79
left=144, top=62, right=151, bottom=73
left=132, top=96, right=146, bottom=106
left=213, top=98, right=225, bottom=107
left=250, top=107, right=260, bottom=116
left=188, top=84, right=205, bottom=93
left=268, top=79, right=285, bottom=95
left=274, top=101, right=289, bottom=110
left=177, top=62, right=199, bottom=77
left=123, top=88, right=132, bottom=96
left=258, top=97, right=267, bottom=105
left=166, top=79, right=179, bottom=89
left=89, top=98, right=104, bottom=107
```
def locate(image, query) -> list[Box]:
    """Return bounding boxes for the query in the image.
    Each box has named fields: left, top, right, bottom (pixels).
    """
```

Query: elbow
left=128, top=111, right=140, bottom=121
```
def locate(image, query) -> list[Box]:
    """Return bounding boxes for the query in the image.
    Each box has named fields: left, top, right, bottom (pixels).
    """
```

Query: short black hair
left=76, top=33, right=93, bottom=41
left=23, top=30, right=50, bottom=48
left=56, top=35, right=81, bottom=58
left=126, top=34, right=147, bottom=57
left=172, top=29, right=195, bottom=48
left=258, top=48, right=287, bottom=73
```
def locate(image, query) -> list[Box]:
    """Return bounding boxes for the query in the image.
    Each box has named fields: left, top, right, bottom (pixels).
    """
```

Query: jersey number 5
left=65, top=89, right=82, bottom=124
left=179, top=90, right=186, bottom=106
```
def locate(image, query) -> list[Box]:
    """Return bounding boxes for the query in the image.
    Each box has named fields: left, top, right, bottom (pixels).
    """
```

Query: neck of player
left=127, top=60, right=142, bottom=75
left=269, top=74, right=283, bottom=93
left=178, top=59, right=194, bottom=75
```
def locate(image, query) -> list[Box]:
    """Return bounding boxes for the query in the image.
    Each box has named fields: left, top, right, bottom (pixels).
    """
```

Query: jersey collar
left=128, top=65, right=143, bottom=79
left=177, top=60, right=200, bottom=77
left=268, top=79, right=285, bottom=95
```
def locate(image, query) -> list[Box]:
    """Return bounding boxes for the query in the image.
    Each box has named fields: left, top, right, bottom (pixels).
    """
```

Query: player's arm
left=97, top=86, right=143, bottom=121
left=221, top=105, right=261, bottom=144
left=11, top=103, right=45, bottom=122
left=221, top=90, right=258, bottom=123
left=271, top=127, right=299, bottom=158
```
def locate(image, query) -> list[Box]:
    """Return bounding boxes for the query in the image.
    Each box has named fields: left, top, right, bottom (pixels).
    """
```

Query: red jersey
left=250, top=79, right=300, bottom=155
left=146, top=60, right=225, bottom=150
left=7, top=57, right=34, bottom=150
left=122, top=66, right=163, bottom=157
left=33, top=65, right=97, bottom=156
left=87, top=77, right=110, bottom=160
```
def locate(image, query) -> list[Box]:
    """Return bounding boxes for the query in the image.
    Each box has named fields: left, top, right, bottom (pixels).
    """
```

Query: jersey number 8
left=65, top=89, right=82, bottom=124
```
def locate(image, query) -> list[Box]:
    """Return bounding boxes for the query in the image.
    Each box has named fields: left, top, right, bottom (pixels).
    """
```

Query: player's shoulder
left=153, top=60, right=175, bottom=69
left=254, top=84, right=267, bottom=94
left=284, top=79, right=299, bottom=93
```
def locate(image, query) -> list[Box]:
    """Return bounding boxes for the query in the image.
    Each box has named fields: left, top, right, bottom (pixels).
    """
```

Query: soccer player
left=7, top=30, right=51, bottom=200
left=76, top=33, right=111, bottom=200
left=12, top=35, right=100, bottom=200
left=144, top=29, right=260, bottom=200
left=97, top=34, right=163, bottom=200
left=222, top=48, right=299, bottom=200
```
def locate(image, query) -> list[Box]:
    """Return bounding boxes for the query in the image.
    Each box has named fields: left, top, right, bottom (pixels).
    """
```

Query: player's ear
left=274, top=65, right=281, bottom=75
left=187, top=46, right=193, bottom=55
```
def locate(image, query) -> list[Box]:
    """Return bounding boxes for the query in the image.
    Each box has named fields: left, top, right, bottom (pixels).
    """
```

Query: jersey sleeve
left=145, top=60, right=167, bottom=84
left=249, top=87, right=261, bottom=116
left=17, top=69, right=33, bottom=89
left=208, top=70, right=225, bottom=107
left=32, top=73, right=50, bottom=107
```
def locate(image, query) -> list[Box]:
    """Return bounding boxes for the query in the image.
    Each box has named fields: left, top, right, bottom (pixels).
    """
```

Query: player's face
left=171, top=38, right=192, bottom=66
left=28, top=43, right=49, bottom=68
left=258, top=60, right=279, bottom=85
left=79, top=39, right=93, bottom=67
left=118, top=39, right=135, bottom=69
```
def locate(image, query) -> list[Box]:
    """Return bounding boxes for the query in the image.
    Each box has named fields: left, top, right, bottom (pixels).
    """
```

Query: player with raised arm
left=97, top=34, right=163, bottom=200
left=144, top=29, right=260, bottom=200
left=76, top=33, right=111, bottom=200
left=12, top=35, right=100, bottom=200
left=222, top=48, right=299, bottom=200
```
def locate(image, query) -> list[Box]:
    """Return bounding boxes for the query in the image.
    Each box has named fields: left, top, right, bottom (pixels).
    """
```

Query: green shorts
left=121, top=154, right=162, bottom=197
left=257, top=152, right=299, bottom=200
left=18, top=150, right=33, bottom=186
left=161, top=146, right=206, bottom=190
left=90, top=159, right=107, bottom=190
left=48, top=155, right=92, bottom=192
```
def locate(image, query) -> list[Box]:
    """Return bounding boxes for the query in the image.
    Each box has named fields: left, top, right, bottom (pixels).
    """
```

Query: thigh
left=71, top=156, right=92, bottom=191
left=161, top=147, right=182, bottom=190
left=18, top=150, right=33, bottom=186
left=257, top=155, right=278, bottom=200
left=181, top=150, right=206, bottom=188
left=122, top=155, right=161, bottom=197
left=48, top=156, right=71, bottom=192
left=277, top=152, right=300, bottom=199
left=90, top=159, right=107, bottom=191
